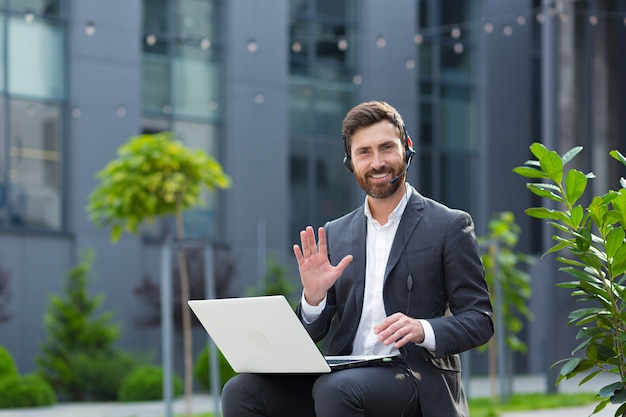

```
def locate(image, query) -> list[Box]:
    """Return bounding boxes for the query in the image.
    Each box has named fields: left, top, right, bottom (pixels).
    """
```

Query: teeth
left=371, top=173, right=388, bottom=179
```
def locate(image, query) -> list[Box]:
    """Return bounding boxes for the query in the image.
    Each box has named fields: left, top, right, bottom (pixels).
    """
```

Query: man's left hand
left=374, top=313, right=425, bottom=348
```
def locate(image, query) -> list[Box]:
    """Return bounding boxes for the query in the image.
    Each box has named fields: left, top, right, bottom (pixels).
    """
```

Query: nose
left=371, top=151, right=386, bottom=170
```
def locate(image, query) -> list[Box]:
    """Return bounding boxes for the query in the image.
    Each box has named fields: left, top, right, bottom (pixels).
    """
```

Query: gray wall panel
left=222, top=0, right=290, bottom=295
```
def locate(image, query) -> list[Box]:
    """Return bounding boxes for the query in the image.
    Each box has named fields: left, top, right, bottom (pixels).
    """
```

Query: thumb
left=335, top=255, right=353, bottom=273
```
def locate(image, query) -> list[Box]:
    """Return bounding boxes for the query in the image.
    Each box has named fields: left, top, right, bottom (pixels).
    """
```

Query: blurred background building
left=0, top=0, right=624, bottom=388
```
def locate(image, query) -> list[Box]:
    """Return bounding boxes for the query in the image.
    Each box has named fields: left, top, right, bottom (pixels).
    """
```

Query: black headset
left=342, top=120, right=416, bottom=173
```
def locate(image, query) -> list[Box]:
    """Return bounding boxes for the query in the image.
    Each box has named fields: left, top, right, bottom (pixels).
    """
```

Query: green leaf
left=512, top=166, right=548, bottom=179
left=610, top=149, right=626, bottom=166
left=600, top=382, right=625, bottom=398
left=562, top=146, right=584, bottom=165
left=611, top=243, right=626, bottom=277
left=612, top=188, right=626, bottom=229
left=564, top=169, right=587, bottom=207
left=559, top=357, right=582, bottom=376
left=606, top=228, right=626, bottom=260
left=524, top=207, right=568, bottom=222
left=539, top=150, right=564, bottom=183
left=111, top=224, right=123, bottom=243
left=529, top=142, right=549, bottom=159
left=526, top=183, right=564, bottom=203
left=569, top=307, right=606, bottom=322
left=570, top=205, right=584, bottom=228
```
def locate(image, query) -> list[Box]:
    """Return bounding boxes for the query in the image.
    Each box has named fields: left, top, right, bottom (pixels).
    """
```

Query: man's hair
left=341, top=101, right=406, bottom=153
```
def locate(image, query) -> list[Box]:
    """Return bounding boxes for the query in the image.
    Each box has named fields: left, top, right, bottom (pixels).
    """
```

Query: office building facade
left=1, top=0, right=625, bottom=383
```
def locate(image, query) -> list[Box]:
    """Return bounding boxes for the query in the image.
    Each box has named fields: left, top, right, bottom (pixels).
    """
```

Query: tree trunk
left=175, top=197, right=193, bottom=417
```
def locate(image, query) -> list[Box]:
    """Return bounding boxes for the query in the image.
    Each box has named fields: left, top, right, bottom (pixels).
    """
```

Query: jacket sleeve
left=427, top=211, right=494, bottom=357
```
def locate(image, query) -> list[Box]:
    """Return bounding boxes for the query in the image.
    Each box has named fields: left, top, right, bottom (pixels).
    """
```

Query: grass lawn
left=468, top=392, right=599, bottom=417
left=176, top=392, right=599, bottom=417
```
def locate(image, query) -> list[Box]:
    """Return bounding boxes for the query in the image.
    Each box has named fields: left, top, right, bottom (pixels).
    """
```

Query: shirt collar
left=363, top=183, right=412, bottom=224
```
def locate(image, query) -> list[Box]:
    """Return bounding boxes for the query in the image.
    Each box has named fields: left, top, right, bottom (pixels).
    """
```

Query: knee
left=221, top=374, right=251, bottom=416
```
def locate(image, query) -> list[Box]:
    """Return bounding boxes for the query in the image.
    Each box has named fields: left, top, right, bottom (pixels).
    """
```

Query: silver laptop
left=188, top=295, right=397, bottom=374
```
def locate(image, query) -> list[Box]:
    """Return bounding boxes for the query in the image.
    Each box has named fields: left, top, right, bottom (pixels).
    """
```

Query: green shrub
left=36, top=249, right=121, bottom=401
left=0, top=345, right=18, bottom=381
left=118, top=365, right=183, bottom=401
left=71, top=349, right=142, bottom=401
left=194, top=346, right=237, bottom=391
left=0, top=374, right=56, bottom=408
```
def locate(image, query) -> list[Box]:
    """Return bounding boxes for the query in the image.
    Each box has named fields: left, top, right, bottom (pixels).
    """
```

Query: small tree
left=36, top=249, right=120, bottom=401
left=478, top=211, right=535, bottom=400
left=86, top=132, right=231, bottom=417
left=514, top=142, right=626, bottom=416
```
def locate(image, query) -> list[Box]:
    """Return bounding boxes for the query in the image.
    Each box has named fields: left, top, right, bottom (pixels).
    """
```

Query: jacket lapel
left=384, top=187, right=425, bottom=280
left=351, top=209, right=368, bottom=315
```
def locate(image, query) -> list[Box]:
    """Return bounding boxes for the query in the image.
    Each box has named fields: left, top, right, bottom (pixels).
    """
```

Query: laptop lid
left=188, top=295, right=332, bottom=373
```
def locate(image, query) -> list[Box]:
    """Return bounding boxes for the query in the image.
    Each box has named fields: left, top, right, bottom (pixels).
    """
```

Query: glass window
left=142, top=53, right=170, bottom=113
left=440, top=86, right=474, bottom=151
left=175, top=0, right=219, bottom=40
left=142, top=0, right=221, bottom=120
left=171, top=56, right=219, bottom=119
left=7, top=99, right=62, bottom=229
left=8, top=16, right=64, bottom=99
left=441, top=154, right=471, bottom=212
left=0, top=17, right=4, bottom=93
left=9, top=0, right=62, bottom=16
left=315, top=86, right=352, bottom=135
left=315, top=139, right=353, bottom=224
left=288, top=0, right=355, bottom=238
left=143, top=0, right=168, bottom=34
left=288, top=80, right=313, bottom=131
left=316, top=0, right=350, bottom=19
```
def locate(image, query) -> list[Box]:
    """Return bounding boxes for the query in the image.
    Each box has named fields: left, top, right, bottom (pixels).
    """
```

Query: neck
left=367, top=183, right=406, bottom=225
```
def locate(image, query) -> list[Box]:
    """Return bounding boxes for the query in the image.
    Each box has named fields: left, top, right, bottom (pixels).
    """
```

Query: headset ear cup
left=343, top=156, right=353, bottom=172
left=405, top=136, right=416, bottom=164
left=406, top=148, right=416, bottom=165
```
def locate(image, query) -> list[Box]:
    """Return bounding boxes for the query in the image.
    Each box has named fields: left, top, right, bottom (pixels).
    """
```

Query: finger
left=394, top=333, right=412, bottom=349
left=293, top=244, right=304, bottom=265
left=300, top=227, right=313, bottom=257
left=335, top=254, right=353, bottom=273
left=303, top=226, right=317, bottom=256
left=317, top=227, right=327, bottom=256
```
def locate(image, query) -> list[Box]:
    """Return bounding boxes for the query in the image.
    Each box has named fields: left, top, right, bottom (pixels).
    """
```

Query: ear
left=407, top=136, right=413, bottom=149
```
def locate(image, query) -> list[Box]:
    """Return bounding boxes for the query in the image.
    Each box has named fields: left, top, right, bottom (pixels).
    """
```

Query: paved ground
left=0, top=373, right=620, bottom=417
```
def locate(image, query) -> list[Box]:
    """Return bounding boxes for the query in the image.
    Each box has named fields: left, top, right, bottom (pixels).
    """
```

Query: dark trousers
left=221, top=364, right=419, bottom=417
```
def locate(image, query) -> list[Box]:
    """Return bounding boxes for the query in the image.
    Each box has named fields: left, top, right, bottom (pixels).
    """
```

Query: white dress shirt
left=301, top=184, right=436, bottom=354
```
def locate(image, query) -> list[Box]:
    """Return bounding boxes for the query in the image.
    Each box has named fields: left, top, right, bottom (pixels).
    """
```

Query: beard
left=355, top=163, right=406, bottom=199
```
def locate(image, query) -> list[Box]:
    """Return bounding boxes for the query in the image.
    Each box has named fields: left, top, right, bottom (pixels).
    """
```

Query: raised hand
left=293, top=226, right=353, bottom=306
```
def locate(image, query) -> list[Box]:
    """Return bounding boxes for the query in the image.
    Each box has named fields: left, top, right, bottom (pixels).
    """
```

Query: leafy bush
left=36, top=249, right=121, bottom=401
left=0, top=374, right=55, bottom=408
left=0, top=345, right=18, bottom=380
left=194, top=345, right=237, bottom=391
left=514, top=143, right=626, bottom=415
left=118, top=365, right=183, bottom=401
left=71, top=350, right=142, bottom=401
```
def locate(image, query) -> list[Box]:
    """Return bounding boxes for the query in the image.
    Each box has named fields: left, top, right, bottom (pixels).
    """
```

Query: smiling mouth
left=369, top=172, right=391, bottom=181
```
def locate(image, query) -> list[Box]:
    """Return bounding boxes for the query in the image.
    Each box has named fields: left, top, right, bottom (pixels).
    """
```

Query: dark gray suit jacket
left=297, top=186, right=493, bottom=417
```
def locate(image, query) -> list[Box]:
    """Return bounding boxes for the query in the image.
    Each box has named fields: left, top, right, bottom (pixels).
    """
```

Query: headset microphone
left=389, top=160, right=411, bottom=185
left=389, top=146, right=415, bottom=184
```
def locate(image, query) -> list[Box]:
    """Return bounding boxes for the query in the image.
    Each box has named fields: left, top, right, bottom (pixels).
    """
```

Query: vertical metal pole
left=257, top=220, right=267, bottom=293
left=492, top=241, right=509, bottom=402
left=161, top=240, right=173, bottom=417
left=541, top=0, right=558, bottom=394
left=204, top=244, right=221, bottom=417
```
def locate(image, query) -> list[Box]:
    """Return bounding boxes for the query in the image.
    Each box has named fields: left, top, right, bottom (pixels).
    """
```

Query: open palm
left=293, top=226, right=353, bottom=306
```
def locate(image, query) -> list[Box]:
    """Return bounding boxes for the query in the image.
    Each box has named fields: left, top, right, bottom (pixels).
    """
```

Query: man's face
left=349, top=120, right=406, bottom=199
